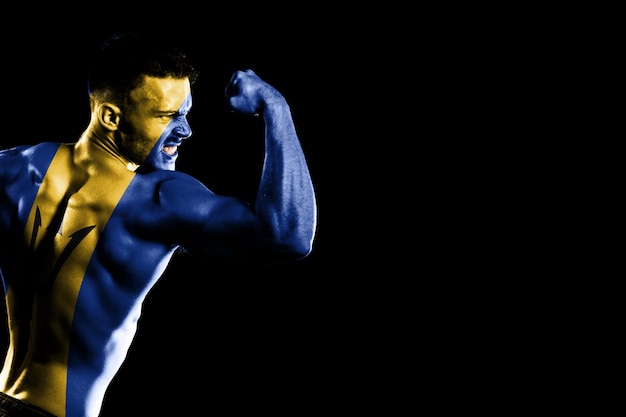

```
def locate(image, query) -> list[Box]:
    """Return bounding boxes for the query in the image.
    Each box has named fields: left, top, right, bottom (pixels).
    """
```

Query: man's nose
left=173, top=119, right=192, bottom=139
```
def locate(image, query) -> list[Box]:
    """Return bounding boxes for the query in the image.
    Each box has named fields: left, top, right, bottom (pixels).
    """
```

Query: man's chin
left=140, top=153, right=177, bottom=171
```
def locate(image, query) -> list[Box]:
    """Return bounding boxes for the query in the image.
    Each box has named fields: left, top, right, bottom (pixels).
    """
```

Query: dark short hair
left=87, top=32, right=199, bottom=104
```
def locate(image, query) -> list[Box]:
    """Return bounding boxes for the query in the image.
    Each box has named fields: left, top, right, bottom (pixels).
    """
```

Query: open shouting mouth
left=162, top=145, right=178, bottom=156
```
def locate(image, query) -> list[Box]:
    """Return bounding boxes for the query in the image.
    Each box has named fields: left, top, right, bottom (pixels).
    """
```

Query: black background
left=0, top=11, right=383, bottom=415
left=0, top=6, right=580, bottom=415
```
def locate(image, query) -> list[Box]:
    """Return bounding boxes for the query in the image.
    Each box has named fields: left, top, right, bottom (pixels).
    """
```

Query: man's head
left=88, top=32, right=198, bottom=107
left=87, top=32, right=199, bottom=171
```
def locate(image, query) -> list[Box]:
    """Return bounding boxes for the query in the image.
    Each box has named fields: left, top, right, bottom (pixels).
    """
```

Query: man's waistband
left=0, top=392, right=57, bottom=417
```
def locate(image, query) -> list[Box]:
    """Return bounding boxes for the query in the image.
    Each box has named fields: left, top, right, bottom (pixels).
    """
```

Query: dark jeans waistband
left=0, top=392, right=57, bottom=417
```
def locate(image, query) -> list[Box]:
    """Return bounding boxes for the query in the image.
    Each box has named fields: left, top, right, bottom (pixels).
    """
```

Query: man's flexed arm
left=226, top=69, right=317, bottom=259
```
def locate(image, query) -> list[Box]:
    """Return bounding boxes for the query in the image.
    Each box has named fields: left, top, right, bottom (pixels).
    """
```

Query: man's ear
left=97, top=103, right=122, bottom=130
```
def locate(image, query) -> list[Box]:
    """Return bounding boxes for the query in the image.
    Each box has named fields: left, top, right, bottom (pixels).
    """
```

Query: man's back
left=0, top=141, right=180, bottom=416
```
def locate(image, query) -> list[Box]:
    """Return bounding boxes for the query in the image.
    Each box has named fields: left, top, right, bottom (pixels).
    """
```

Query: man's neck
left=75, top=130, right=139, bottom=172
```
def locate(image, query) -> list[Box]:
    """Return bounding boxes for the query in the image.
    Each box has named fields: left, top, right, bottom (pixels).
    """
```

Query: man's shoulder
left=130, top=169, right=214, bottom=203
left=0, top=142, right=61, bottom=177
left=138, top=169, right=207, bottom=188
left=0, top=141, right=61, bottom=160
left=116, top=170, right=215, bottom=227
